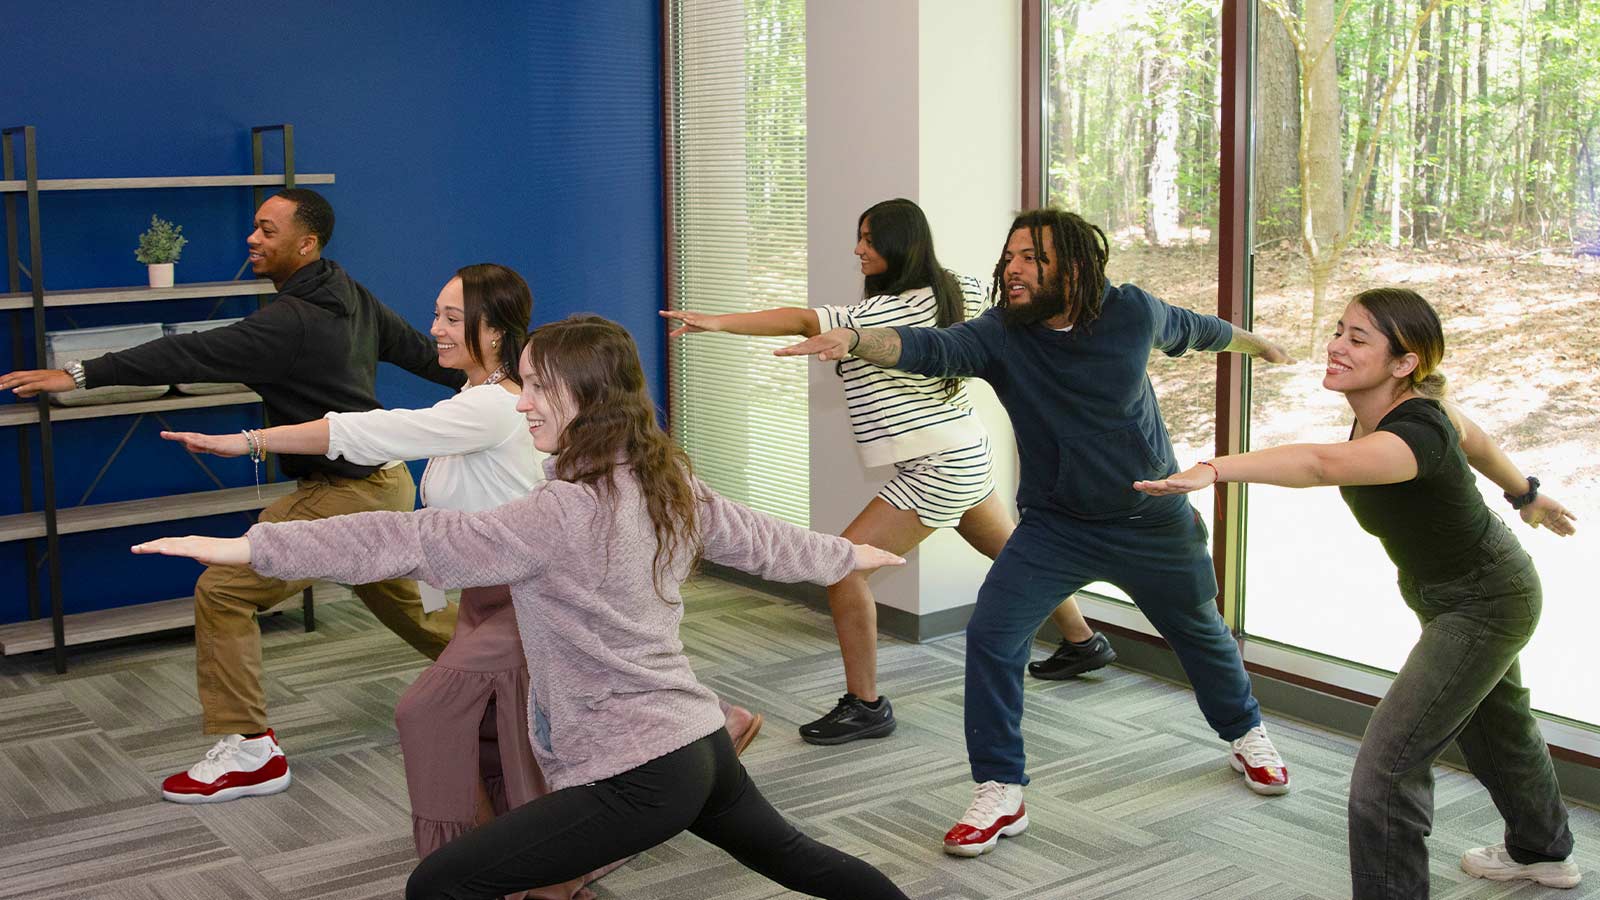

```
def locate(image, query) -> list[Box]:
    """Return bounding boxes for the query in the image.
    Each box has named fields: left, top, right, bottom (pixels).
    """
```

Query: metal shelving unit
left=1, top=124, right=330, bottom=672
left=0, top=278, right=277, bottom=311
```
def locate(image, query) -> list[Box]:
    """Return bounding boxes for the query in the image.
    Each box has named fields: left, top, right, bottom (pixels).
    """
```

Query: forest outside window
left=1044, top=0, right=1225, bottom=608
left=1242, top=0, right=1600, bottom=728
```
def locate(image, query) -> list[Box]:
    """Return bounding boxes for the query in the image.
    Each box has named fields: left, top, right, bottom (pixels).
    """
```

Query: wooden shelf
left=0, top=481, right=297, bottom=544
left=0, top=173, right=335, bottom=193
left=0, top=390, right=261, bottom=428
left=0, top=278, right=275, bottom=311
left=0, top=592, right=304, bottom=655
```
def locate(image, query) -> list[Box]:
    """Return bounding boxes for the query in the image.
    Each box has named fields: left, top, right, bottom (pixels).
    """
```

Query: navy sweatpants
left=964, top=502, right=1261, bottom=785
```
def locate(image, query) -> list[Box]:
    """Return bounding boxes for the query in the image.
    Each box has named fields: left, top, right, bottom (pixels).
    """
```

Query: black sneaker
left=799, top=693, right=897, bottom=745
left=1027, top=632, right=1116, bottom=680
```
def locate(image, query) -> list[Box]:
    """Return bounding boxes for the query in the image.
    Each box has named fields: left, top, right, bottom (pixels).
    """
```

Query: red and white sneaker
left=161, top=731, right=291, bottom=804
left=942, top=781, right=1027, bottom=857
left=1229, top=724, right=1290, bottom=795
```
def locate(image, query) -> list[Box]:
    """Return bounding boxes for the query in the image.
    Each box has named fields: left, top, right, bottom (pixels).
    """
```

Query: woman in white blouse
left=163, top=264, right=758, bottom=900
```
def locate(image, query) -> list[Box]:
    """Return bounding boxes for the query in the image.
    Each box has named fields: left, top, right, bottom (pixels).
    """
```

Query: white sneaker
left=942, top=781, right=1027, bottom=857
left=161, top=730, right=291, bottom=803
left=1229, top=724, right=1291, bottom=795
left=1461, top=843, right=1581, bottom=888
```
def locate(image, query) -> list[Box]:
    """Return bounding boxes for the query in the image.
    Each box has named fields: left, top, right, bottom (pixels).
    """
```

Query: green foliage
left=1045, top=0, right=1221, bottom=241
left=1042, top=0, right=1600, bottom=250
left=134, top=215, right=186, bottom=265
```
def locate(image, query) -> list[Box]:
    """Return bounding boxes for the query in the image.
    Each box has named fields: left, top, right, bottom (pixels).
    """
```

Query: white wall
left=915, top=0, right=1021, bottom=614
left=807, top=0, right=1020, bottom=618
left=807, top=0, right=922, bottom=614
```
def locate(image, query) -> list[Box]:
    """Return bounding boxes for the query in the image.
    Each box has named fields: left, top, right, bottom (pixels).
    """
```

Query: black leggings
left=406, top=730, right=909, bottom=900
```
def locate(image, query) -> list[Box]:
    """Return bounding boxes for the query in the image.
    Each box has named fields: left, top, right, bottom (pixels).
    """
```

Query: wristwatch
left=64, top=360, right=87, bottom=390
left=1504, top=476, right=1539, bottom=510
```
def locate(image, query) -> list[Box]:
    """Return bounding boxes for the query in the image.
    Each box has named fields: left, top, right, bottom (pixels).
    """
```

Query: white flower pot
left=147, top=263, right=174, bottom=288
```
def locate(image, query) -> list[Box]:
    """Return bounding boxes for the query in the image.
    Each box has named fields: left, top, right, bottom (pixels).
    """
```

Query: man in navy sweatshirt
left=779, top=208, right=1294, bottom=858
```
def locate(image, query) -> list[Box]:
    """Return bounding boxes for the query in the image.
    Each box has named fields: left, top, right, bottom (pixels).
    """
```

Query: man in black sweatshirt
left=2, top=188, right=463, bottom=803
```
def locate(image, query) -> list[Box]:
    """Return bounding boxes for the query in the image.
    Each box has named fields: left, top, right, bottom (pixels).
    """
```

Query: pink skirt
left=395, top=584, right=622, bottom=900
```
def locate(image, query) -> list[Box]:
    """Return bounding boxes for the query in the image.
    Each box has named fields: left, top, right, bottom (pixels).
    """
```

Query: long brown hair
left=524, top=315, right=700, bottom=598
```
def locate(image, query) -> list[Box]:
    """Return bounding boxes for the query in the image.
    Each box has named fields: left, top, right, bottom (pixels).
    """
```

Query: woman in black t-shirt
left=1133, top=288, right=1579, bottom=898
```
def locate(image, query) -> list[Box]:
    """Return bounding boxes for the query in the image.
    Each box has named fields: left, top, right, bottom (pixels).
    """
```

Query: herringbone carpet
left=1, top=578, right=1595, bottom=899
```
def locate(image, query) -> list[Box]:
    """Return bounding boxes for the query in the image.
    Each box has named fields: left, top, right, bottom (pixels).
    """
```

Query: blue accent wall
left=0, top=2, right=664, bottom=624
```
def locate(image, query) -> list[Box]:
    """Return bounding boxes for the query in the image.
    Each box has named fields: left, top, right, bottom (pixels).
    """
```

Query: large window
left=1036, top=0, right=1600, bottom=741
left=1045, top=0, right=1225, bottom=603
left=1245, top=0, right=1600, bottom=727
left=665, top=0, right=809, bottom=525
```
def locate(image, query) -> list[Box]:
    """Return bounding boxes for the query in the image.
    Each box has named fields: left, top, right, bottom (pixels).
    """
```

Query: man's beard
left=999, top=281, right=1068, bottom=327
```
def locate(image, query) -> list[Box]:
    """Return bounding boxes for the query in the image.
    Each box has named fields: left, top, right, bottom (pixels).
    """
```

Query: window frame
left=1018, top=0, right=1600, bottom=767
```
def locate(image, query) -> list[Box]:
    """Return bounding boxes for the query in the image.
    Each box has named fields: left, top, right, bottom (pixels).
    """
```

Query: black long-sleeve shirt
left=83, top=258, right=465, bottom=480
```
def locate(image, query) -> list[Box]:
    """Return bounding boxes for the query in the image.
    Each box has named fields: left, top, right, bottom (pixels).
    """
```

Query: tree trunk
left=1427, top=2, right=1453, bottom=240
left=1355, top=0, right=1393, bottom=229
left=1138, top=54, right=1154, bottom=238
left=1412, top=4, right=1435, bottom=248
left=1102, top=64, right=1116, bottom=228
left=1255, top=0, right=1302, bottom=244
left=1050, top=5, right=1080, bottom=207
left=1148, top=50, right=1181, bottom=245
left=1207, top=9, right=1222, bottom=245
left=1477, top=0, right=1492, bottom=227
left=1302, top=0, right=1345, bottom=351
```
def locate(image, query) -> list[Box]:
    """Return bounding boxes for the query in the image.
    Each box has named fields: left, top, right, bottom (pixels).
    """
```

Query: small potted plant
left=135, top=215, right=187, bottom=288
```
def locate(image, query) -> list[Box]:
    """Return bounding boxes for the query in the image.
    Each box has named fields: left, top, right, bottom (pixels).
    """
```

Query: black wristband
left=1504, top=475, right=1539, bottom=510
left=844, top=326, right=861, bottom=353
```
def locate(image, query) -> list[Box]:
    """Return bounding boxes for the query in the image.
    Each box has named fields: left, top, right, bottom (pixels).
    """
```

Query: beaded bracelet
left=241, top=429, right=266, bottom=498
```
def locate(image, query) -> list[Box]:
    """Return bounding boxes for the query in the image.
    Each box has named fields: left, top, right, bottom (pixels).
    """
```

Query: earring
left=491, top=339, right=500, bottom=348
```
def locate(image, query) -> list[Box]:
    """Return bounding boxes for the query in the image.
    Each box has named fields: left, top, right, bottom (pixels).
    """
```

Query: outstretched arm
left=0, top=368, right=75, bottom=397
left=161, top=419, right=331, bottom=459
left=134, top=487, right=566, bottom=586
left=1147, top=287, right=1292, bottom=364
left=4, top=306, right=304, bottom=397
left=1222, top=326, right=1294, bottom=364
left=661, top=307, right=820, bottom=339
left=697, top=482, right=904, bottom=584
left=1134, top=432, right=1419, bottom=494
left=1446, top=403, right=1577, bottom=535
left=774, top=326, right=903, bottom=365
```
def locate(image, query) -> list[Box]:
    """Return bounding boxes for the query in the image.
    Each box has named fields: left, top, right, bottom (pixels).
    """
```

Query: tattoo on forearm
left=852, top=328, right=902, bottom=366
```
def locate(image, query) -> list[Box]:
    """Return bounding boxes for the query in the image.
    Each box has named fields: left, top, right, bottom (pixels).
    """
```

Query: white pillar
left=807, top=0, right=1020, bottom=629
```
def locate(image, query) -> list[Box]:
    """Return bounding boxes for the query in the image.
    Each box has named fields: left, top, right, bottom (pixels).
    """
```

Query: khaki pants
left=195, top=464, right=458, bottom=735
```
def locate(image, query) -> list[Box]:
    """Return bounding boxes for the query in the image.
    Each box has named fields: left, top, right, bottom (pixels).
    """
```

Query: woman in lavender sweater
left=137, top=314, right=912, bottom=900
left=156, top=267, right=759, bottom=900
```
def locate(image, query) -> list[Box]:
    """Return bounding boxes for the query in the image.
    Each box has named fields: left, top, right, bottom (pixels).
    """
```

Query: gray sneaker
left=1460, top=843, right=1581, bottom=888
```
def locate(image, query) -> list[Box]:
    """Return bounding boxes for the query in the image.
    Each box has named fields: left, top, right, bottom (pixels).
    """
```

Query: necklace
left=470, top=366, right=509, bottom=388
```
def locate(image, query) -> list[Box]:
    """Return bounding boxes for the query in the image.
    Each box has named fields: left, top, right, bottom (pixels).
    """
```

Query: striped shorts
left=876, top=436, right=997, bottom=529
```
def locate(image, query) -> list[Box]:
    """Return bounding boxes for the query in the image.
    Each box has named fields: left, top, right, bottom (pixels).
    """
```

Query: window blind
left=665, top=0, right=809, bottom=526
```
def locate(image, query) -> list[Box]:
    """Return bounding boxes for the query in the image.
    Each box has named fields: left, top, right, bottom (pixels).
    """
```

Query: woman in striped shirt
left=662, top=198, right=1114, bottom=745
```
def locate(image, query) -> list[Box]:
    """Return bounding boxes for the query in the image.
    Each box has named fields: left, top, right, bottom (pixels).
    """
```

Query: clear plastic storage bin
left=163, top=318, right=247, bottom=394
left=44, top=323, right=170, bottom=407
